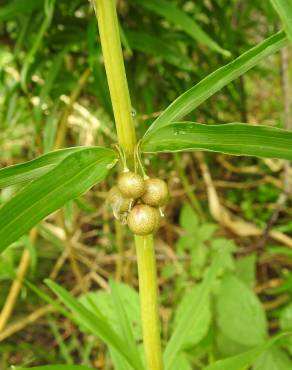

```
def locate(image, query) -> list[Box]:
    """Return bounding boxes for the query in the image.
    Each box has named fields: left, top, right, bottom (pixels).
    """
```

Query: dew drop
left=131, top=108, right=137, bottom=117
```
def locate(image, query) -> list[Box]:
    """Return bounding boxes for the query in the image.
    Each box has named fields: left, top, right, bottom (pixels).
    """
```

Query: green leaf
left=179, top=204, right=199, bottom=233
left=35, top=49, right=68, bottom=122
left=0, top=0, right=43, bottom=22
left=133, top=0, right=230, bottom=56
left=253, top=347, right=292, bottom=370
left=0, top=147, right=117, bottom=253
left=235, top=254, right=256, bottom=289
left=173, top=284, right=211, bottom=349
left=203, top=333, right=291, bottom=370
left=80, top=284, right=142, bottom=341
left=144, top=31, right=288, bottom=135
left=15, top=366, right=94, bottom=370
left=164, top=247, right=227, bottom=369
left=45, top=280, right=143, bottom=370
left=0, top=147, right=88, bottom=189
left=216, top=275, right=267, bottom=347
left=21, top=0, right=56, bottom=90
left=125, top=31, right=192, bottom=70
left=110, top=281, right=145, bottom=370
left=142, top=122, right=292, bottom=161
left=270, top=0, right=292, bottom=43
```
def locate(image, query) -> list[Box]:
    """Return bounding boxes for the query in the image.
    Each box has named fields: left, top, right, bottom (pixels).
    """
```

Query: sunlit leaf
left=270, top=0, right=292, bottom=43
left=144, top=31, right=288, bottom=135
left=0, top=147, right=117, bottom=253
left=132, top=0, right=230, bottom=56
left=142, top=122, right=292, bottom=161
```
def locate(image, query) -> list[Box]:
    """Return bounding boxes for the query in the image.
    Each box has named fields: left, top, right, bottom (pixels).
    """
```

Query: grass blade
left=142, top=122, right=292, bottom=161
left=15, top=366, right=94, bottom=370
left=0, top=147, right=88, bottom=189
left=270, top=0, right=292, bottom=43
left=0, top=0, right=43, bottom=21
left=133, top=0, right=230, bottom=56
left=0, top=147, right=117, bottom=253
left=144, top=31, right=288, bottom=136
left=46, top=280, right=143, bottom=370
left=125, top=31, right=192, bottom=71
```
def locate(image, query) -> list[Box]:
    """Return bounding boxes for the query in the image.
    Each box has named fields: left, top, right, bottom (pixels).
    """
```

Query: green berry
left=107, top=186, right=132, bottom=213
left=141, top=178, right=169, bottom=207
left=127, top=204, right=160, bottom=235
left=117, top=171, right=145, bottom=199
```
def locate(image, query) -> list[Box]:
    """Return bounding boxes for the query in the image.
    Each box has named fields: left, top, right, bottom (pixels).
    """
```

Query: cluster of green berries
left=108, top=171, right=169, bottom=235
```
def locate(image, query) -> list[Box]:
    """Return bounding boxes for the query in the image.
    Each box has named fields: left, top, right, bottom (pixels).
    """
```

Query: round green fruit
left=127, top=204, right=160, bottom=235
left=141, top=178, right=169, bottom=207
left=107, top=186, right=132, bottom=213
left=117, top=171, right=145, bottom=199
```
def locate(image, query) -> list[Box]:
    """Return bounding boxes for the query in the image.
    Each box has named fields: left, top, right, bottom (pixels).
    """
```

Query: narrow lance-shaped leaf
left=133, top=0, right=230, bottom=56
left=125, top=31, right=192, bottom=71
left=270, top=0, right=292, bottom=43
left=144, top=31, right=288, bottom=136
left=0, top=147, right=88, bottom=189
left=0, top=0, right=43, bottom=22
left=0, top=147, right=117, bottom=253
left=15, top=366, right=95, bottom=370
left=142, top=122, right=292, bottom=161
left=45, top=280, right=144, bottom=370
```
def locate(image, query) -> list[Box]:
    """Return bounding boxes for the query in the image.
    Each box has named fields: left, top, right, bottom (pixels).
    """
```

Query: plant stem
left=135, top=235, right=164, bottom=370
left=93, top=0, right=136, bottom=159
left=93, top=2, right=163, bottom=369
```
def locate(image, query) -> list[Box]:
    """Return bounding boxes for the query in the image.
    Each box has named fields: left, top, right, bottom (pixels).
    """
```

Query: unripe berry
left=127, top=204, right=160, bottom=235
left=141, top=178, right=169, bottom=207
left=107, top=186, right=132, bottom=213
left=117, top=171, right=145, bottom=199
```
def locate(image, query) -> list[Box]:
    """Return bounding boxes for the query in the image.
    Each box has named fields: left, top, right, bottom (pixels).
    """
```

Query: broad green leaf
left=204, top=333, right=291, bottom=370
left=142, top=122, right=292, bottom=161
left=125, top=31, right=192, bottom=70
left=144, top=31, right=288, bottom=135
left=173, top=284, right=211, bottom=349
left=164, top=247, right=227, bottom=369
left=253, top=347, right=292, bottom=370
left=179, top=204, right=199, bottom=233
left=216, top=275, right=267, bottom=347
left=0, top=147, right=117, bottom=253
left=270, top=0, right=292, bottom=43
left=0, top=147, right=88, bottom=189
left=0, top=0, right=43, bottom=21
left=15, top=366, right=94, bottom=370
left=170, top=353, right=192, bottom=370
left=280, top=303, right=292, bottom=355
left=46, top=280, right=143, bottom=370
left=235, top=254, right=256, bottom=289
left=133, top=0, right=230, bottom=56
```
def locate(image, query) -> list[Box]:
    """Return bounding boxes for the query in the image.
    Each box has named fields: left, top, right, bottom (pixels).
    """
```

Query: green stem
left=135, top=235, right=164, bottom=370
left=93, top=2, right=163, bottom=369
left=93, top=0, right=136, bottom=158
